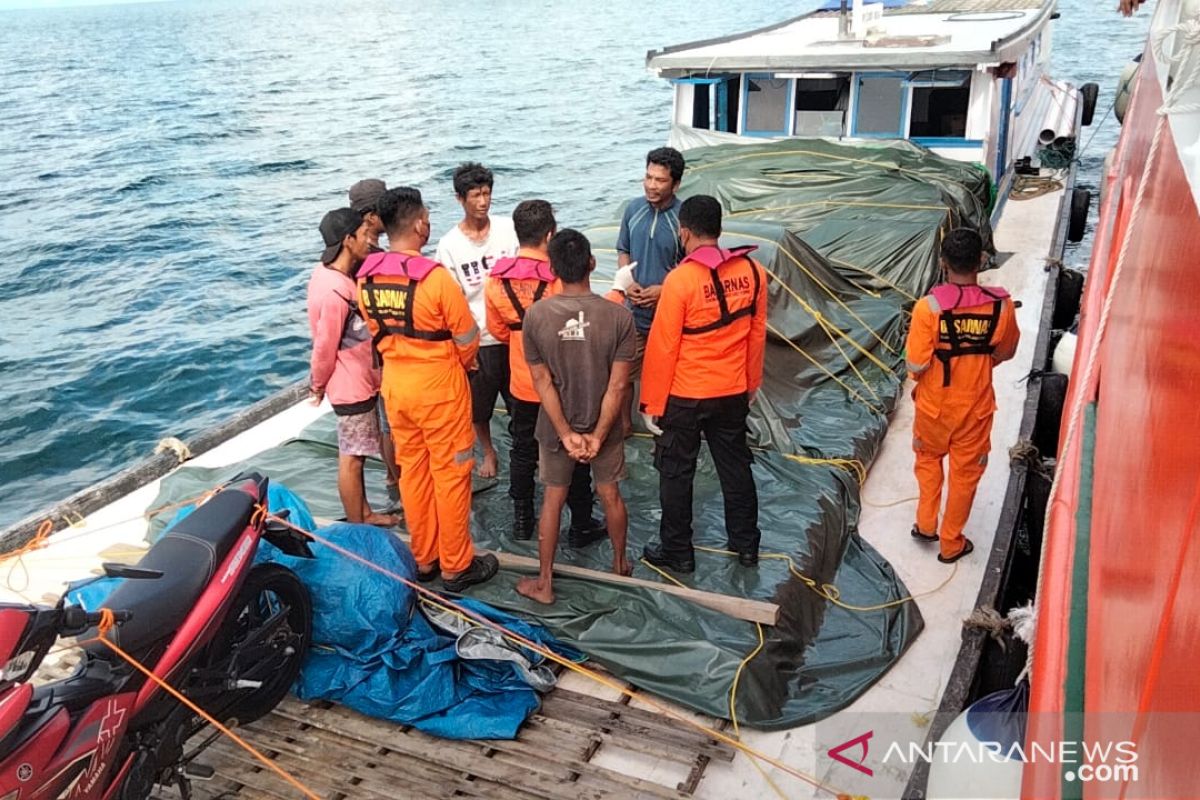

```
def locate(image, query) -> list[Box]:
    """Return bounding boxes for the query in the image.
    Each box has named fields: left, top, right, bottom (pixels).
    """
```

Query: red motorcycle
left=0, top=473, right=313, bottom=799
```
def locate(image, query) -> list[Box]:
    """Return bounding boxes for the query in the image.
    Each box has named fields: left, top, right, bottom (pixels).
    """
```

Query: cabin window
left=743, top=75, right=791, bottom=135
left=854, top=74, right=906, bottom=137
left=907, top=70, right=971, bottom=139
left=793, top=74, right=849, bottom=136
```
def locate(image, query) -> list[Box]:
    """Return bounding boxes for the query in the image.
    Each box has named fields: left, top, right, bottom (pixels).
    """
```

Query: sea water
left=0, top=0, right=1151, bottom=527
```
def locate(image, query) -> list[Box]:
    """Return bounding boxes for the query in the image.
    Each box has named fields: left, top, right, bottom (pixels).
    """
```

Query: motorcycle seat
left=84, top=487, right=257, bottom=659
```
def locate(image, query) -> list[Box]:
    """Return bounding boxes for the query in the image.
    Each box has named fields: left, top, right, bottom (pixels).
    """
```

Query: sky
left=0, top=0, right=172, bottom=10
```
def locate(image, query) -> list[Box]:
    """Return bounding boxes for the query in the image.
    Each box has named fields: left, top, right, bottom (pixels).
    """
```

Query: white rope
left=1009, top=601, right=1038, bottom=683
left=1155, top=13, right=1200, bottom=115
left=1028, top=113, right=1168, bottom=680
left=154, top=436, right=192, bottom=463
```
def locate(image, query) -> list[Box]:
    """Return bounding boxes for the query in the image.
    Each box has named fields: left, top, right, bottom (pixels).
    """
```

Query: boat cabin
left=647, top=0, right=1070, bottom=181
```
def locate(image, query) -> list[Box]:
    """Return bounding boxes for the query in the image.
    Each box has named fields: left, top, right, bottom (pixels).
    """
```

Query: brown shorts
left=539, top=432, right=626, bottom=487
left=628, top=330, right=648, bottom=381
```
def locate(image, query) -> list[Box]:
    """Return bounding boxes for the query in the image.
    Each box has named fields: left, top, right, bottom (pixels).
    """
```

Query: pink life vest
left=357, top=253, right=452, bottom=362
left=926, top=283, right=1011, bottom=387
left=491, top=256, right=556, bottom=332
left=679, top=245, right=762, bottom=336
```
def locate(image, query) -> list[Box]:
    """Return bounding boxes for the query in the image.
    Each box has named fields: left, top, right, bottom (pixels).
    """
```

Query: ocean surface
left=0, top=0, right=1150, bottom=528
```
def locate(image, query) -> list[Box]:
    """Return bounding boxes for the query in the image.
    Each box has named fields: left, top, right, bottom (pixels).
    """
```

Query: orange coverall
left=906, top=285, right=1019, bottom=558
left=639, top=245, right=768, bottom=416
left=483, top=250, right=561, bottom=403
left=358, top=251, right=480, bottom=573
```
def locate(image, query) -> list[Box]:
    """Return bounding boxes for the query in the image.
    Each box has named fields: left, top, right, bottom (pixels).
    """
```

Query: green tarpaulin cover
left=149, top=138, right=993, bottom=729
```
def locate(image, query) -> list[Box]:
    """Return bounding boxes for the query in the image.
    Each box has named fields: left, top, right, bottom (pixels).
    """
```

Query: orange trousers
left=912, top=408, right=993, bottom=559
left=384, top=376, right=476, bottom=574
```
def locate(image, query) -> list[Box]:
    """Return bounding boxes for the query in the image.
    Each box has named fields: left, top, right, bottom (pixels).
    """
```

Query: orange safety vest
left=484, top=254, right=560, bottom=403
left=639, top=244, right=768, bottom=416
left=358, top=251, right=479, bottom=396
left=906, top=282, right=1019, bottom=421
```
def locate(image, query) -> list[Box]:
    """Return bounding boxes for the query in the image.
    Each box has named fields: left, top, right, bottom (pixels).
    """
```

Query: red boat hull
left=1025, top=11, right=1200, bottom=798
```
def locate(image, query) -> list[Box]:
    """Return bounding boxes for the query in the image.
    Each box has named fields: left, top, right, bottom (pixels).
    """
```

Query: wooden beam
left=312, top=518, right=778, bottom=625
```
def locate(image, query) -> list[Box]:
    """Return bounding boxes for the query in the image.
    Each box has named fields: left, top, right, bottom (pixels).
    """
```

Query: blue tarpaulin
left=72, top=483, right=580, bottom=740
left=263, top=521, right=582, bottom=739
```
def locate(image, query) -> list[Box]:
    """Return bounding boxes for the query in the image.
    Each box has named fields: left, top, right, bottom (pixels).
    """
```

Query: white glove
left=641, top=412, right=663, bottom=436
left=612, top=263, right=636, bottom=295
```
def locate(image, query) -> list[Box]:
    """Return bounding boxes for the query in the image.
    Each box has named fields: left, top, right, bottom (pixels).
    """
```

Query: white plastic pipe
left=1038, top=83, right=1078, bottom=144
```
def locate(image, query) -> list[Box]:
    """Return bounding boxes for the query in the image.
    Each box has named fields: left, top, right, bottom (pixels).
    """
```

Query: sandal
left=442, top=553, right=500, bottom=593
left=938, top=538, right=975, bottom=564
left=416, top=561, right=441, bottom=583
left=911, top=525, right=938, bottom=543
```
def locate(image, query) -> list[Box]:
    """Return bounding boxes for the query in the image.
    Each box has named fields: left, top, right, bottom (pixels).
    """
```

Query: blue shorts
left=377, top=394, right=391, bottom=435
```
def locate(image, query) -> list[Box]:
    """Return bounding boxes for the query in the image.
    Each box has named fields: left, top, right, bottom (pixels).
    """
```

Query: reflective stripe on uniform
left=454, top=323, right=480, bottom=346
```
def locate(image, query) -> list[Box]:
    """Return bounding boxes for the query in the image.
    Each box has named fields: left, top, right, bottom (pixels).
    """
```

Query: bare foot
left=622, top=424, right=634, bottom=440
left=478, top=449, right=498, bottom=479
left=516, top=576, right=555, bottom=604
left=365, top=513, right=401, bottom=527
left=612, top=557, right=633, bottom=577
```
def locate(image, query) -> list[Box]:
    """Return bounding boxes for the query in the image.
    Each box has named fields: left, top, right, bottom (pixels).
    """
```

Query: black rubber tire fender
left=1068, top=188, right=1090, bottom=243
left=1079, top=82, right=1100, bottom=126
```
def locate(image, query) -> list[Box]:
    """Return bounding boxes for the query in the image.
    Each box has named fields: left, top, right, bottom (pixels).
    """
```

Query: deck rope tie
left=1155, top=12, right=1200, bottom=115
left=3, top=519, right=53, bottom=594
left=963, top=605, right=1012, bottom=650
left=155, top=436, right=193, bottom=463
left=1009, top=439, right=1054, bottom=478
left=1008, top=601, right=1038, bottom=683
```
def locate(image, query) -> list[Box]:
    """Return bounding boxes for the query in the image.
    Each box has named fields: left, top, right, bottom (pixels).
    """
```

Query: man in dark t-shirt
left=516, top=229, right=636, bottom=604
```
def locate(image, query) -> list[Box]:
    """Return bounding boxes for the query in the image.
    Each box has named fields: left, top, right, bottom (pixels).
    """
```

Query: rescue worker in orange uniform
left=639, top=195, right=768, bottom=572
left=358, top=187, right=499, bottom=591
left=906, top=228, right=1020, bottom=563
left=484, top=199, right=606, bottom=545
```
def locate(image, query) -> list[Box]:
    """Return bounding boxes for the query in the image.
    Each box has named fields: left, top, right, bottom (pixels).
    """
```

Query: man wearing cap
left=307, top=208, right=399, bottom=528
left=349, top=178, right=401, bottom=505
left=349, top=179, right=388, bottom=251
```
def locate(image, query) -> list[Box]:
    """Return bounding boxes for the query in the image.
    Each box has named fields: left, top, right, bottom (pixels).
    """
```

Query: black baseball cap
left=348, top=179, right=387, bottom=214
left=319, top=208, right=363, bottom=264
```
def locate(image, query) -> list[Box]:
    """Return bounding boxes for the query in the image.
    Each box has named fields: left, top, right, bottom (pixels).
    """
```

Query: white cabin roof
left=647, top=0, right=1052, bottom=74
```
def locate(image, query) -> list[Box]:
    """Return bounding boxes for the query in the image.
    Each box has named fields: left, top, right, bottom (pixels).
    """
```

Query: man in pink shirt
left=307, top=208, right=399, bottom=527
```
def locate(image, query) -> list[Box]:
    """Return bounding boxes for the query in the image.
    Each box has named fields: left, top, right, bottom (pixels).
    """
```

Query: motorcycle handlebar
left=59, top=607, right=133, bottom=637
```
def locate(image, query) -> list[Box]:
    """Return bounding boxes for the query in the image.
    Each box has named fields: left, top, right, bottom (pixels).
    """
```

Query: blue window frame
left=740, top=74, right=793, bottom=137
left=995, top=77, right=1013, bottom=179
left=852, top=73, right=907, bottom=137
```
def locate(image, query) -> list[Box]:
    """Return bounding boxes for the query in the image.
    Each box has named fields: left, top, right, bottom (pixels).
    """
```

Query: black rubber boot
left=512, top=501, right=535, bottom=541
left=567, top=517, right=608, bottom=549
left=642, top=543, right=696, bottom=574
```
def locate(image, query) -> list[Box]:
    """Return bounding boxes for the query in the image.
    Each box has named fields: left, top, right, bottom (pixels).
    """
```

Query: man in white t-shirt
left=435, top=162, right=519, bottom=478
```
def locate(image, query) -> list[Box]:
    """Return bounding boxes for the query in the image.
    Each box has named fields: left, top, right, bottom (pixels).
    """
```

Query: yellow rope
left=733, top=230, right=900, bottom=357
left=639, top=559, right=788, bottom=799
left=827, top=257, right=920, bottom=303
left=730, top=622, right=789, bottom=800
left=766, top=320, right=883, bottom=417
left=685, top=147, right=947, bottom=184
left=863, top=494, right=920, bottom=508
left=633, top=429, right=867, bottom=485
left=694, top=545, right=958, bottom=613
left=727, top=199, right=947, bottom=217
left=757, top=265, right=890, bottom=400
left=782, top=453, right=868, bottom=485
